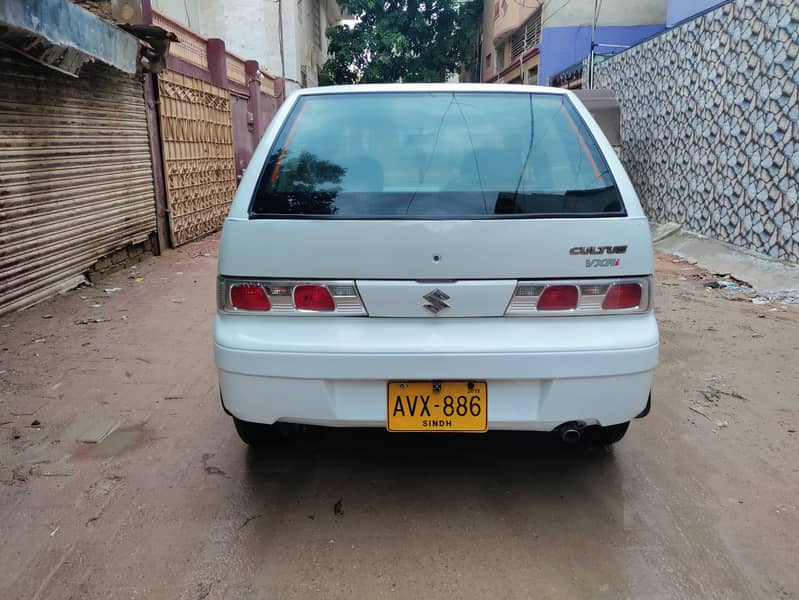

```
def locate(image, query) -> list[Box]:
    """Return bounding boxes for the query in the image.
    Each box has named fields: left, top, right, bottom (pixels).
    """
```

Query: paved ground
left=652, top=222, right=799, bottom=293
left=1, top=235, right=798, bottom=600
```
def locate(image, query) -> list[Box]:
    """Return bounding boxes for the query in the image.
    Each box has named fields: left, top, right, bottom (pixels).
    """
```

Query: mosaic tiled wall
left=594, top=0, right=799, bottom=262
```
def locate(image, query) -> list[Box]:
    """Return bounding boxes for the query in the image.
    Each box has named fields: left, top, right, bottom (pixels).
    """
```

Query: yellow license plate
left=386, top=381, right=488, bottom=432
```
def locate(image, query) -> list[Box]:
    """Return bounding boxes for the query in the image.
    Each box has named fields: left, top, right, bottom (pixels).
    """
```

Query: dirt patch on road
left=69, top=424, right=152, bottom=461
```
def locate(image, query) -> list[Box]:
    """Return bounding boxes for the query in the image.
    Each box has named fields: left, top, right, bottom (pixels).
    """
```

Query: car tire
left=584, top=422, right=629, bottom=446
left=232, top=417, right=289, bottom=447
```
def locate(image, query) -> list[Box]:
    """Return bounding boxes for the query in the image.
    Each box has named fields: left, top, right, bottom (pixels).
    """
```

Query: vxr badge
left=423, top=288, right=450, bottom=314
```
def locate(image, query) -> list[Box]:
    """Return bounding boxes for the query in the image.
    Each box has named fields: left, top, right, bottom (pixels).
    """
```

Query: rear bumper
left=215, top=314, right=658, bottom=430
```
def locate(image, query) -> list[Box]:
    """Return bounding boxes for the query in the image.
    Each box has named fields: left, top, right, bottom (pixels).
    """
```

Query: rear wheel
left=232, top=417, right=290, bottom=447
left=584, top=422, right=629, bottom=446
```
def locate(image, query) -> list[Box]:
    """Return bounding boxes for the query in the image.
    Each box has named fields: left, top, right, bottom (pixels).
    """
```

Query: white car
left=215, top=84, right=658, bottom=447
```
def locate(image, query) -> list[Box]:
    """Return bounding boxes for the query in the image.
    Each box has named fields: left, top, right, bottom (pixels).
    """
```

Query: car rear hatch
left=219, top=88, right=653, bottom=318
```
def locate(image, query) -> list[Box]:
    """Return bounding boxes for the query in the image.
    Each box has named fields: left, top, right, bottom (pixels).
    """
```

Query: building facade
left=481, top=0, right=542, bottom=83
left=152, top=0, right=341, bottom=93
left=481, top=0, right=667, bottom=86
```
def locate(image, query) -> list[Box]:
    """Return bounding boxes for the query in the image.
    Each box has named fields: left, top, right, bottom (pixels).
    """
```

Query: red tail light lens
left=230, top=284, right=271, bottom=311
left=602, top=283, right=642, bottom=309
left=506, top=277, right=650, bottom=316
left=537, top=285, right=579, bottom=311
left=294, top=285, right=335, bottom=311
left=219, top=279, right=366, bottom=315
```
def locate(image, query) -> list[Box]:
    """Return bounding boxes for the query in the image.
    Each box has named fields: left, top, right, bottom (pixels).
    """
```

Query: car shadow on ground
left=232, top=428, right=628, bottom=598
left=240, top=428, right=625, bottom=530
left=244, top=428, right=619, bottom=475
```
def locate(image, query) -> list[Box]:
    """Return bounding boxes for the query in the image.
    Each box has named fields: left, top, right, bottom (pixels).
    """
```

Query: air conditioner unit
left=112, top=0, right=143, bottom=24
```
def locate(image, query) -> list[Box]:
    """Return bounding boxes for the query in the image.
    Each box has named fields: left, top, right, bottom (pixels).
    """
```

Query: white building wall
left=278, top=0, right=301, bottom=90
left=294, top=0, right=338, bottom=87
left=153, top=0, right=340, bottom=91
left=544, top=0, right=667, bottom=27
left=151, top=0, right=200, bottom=27
left=205, top=0, right=277, bottom=75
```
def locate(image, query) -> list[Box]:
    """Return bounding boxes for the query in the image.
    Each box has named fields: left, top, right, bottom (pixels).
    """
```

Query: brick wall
left=91, top=239, right=154, bottom=277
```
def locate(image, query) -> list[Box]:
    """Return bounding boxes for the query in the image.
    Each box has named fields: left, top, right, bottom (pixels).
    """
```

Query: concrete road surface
left=1, top=235, right=797, bottom=600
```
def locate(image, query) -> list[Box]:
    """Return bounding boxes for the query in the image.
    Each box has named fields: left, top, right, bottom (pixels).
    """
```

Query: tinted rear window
left=250, top=92, right=625, bottom=219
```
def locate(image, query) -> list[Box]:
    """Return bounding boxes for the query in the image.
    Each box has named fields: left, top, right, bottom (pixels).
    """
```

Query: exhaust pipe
left=555, top=420, right=597, bottom=444
left=560, top=427, right=581, bottom=444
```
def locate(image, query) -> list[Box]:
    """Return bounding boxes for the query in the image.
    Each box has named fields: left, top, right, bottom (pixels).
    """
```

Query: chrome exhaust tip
left=555, top=420, right=598, bottom=444
left=561, top=428, right=581, bottom=444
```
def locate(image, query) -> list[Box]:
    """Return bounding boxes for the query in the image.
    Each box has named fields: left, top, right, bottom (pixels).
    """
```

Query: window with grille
left=312, top=0, right=322, bottom=49
left=511, top=31, right=524, bottom=58
left=525, top=10, right=542, bottom=47
left=495, top=44, right=505, bottom=71
left=511, top=9, right=542, bottom=59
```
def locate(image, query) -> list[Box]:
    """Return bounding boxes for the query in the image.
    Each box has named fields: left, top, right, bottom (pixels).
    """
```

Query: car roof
left=293, top=83, right=571, bottom=97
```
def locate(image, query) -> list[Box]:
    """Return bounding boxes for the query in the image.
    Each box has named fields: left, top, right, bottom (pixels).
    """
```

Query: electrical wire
left=512, top=0, right=545, bottom=10
left=505, top=0, right=581, bottom=49
left=499, top=0, right=577, bottom=66
left=539, top=0, right=577, bottom=28
left=586, top=0, right=602, bottom=88
left=505, top=0, right=588, bottom=34
left=182, top=0, right=192, bottom=27
left=277, top=0, right=287, bottom=99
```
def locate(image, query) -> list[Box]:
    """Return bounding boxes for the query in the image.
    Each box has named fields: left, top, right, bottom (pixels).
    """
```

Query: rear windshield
left=249, top=92, right=625, bottom=219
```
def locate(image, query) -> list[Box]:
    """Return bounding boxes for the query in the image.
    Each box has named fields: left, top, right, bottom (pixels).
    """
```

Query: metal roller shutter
left=0, top=52, right=157, bottom=316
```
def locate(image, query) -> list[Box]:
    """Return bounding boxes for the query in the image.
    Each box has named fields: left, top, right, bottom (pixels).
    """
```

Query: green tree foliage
left=323, top=0, right=481, bottom=84
left=454, top=0, right=482, bottom=81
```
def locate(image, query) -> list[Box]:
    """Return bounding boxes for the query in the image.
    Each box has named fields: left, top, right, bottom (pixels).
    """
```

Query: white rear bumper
left=215, top=314, right=658, bottom=430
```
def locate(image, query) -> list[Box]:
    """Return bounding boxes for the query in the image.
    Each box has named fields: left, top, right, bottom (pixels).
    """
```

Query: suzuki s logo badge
left=423, top=289, right=450, bottom=314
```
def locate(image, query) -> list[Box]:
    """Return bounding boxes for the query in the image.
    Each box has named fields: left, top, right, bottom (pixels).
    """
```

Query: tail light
left=537, top=285, right=579, bottom=311
left=218, top=278, right=366, bottom=316
left=506, top=277, right=651, bottom=316
left=294, top=285, right=335, bottom=311
left=602, top=283, right=642, bottom=310
left=230, top=283, right=271, bottom=311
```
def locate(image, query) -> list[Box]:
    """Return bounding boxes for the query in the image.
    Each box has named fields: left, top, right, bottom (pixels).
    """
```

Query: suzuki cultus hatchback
left=215, top=84, right=658, bottom=447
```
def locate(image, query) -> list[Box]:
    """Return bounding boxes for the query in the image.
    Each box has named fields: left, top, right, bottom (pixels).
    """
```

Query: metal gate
left=157, top=71, right=236, bottom=246
left=0, top=52, right=157, bottom=316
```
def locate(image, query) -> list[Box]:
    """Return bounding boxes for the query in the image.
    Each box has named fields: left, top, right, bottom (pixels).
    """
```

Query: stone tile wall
left=593, top=0, right=799, bottom=262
